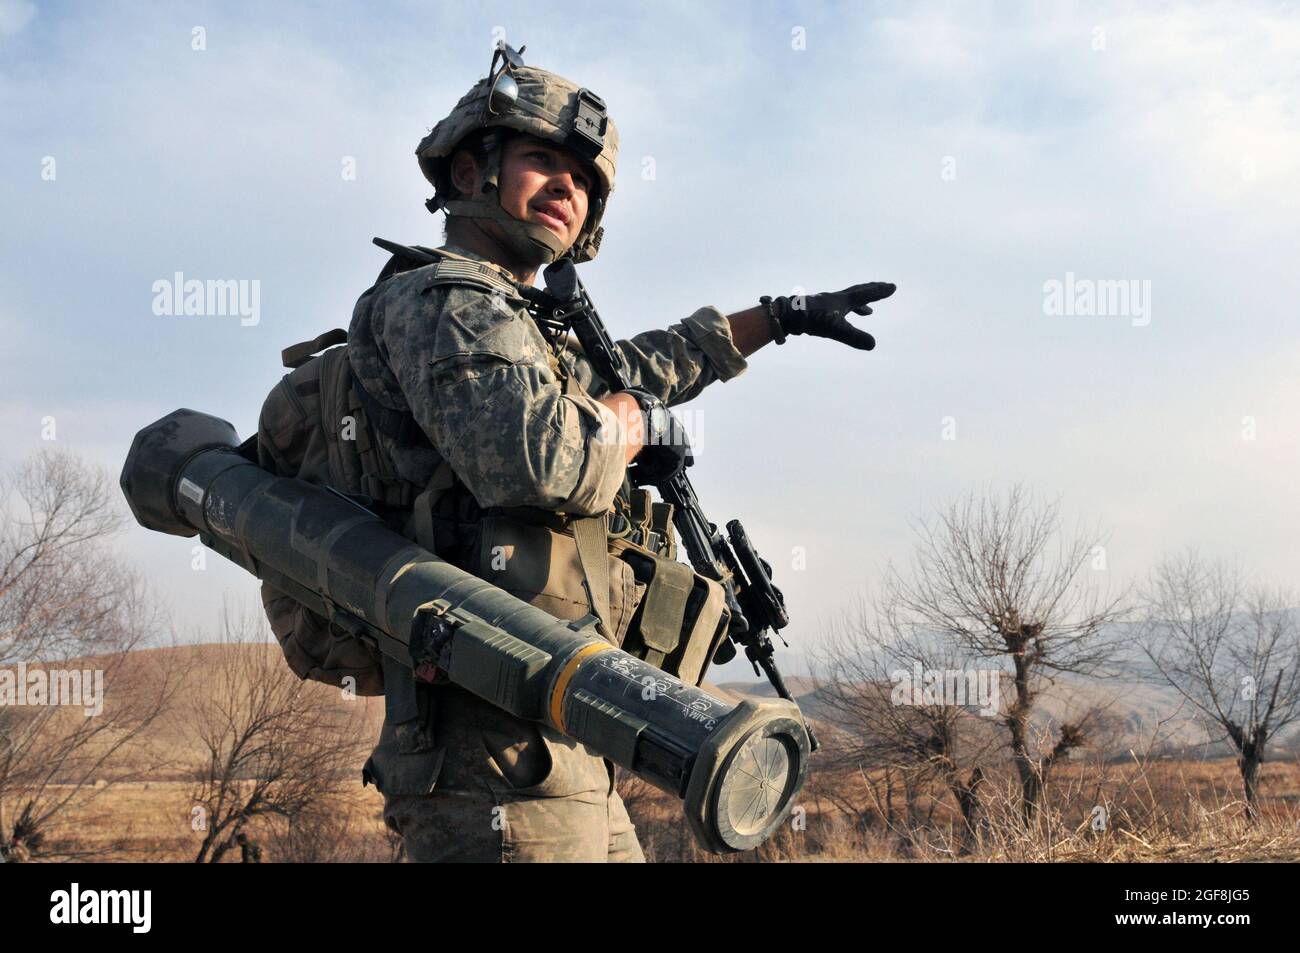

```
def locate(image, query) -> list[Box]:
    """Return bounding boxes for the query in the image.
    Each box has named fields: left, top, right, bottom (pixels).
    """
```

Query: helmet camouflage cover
left=417, top=45, right=619, bottom=264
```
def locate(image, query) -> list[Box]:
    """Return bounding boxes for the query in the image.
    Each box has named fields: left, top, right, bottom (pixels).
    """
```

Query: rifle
left=526, top=259, right=818, bottom=750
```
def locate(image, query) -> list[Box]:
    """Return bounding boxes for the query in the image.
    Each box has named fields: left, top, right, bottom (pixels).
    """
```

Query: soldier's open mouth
left=533, top=210, right=567, bottom=234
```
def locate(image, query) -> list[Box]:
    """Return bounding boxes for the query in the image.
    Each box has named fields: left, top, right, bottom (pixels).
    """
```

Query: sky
left=2, top=0, right=1298, bottom=682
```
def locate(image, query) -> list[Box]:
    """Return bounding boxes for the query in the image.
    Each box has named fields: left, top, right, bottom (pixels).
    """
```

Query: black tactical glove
left=762, top=282, right=897, bottom=350
left=623, top=389, right=693, bottom=486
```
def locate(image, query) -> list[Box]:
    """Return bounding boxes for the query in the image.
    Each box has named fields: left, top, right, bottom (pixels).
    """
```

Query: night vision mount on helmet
left=417, top=42, right=618, bottom=265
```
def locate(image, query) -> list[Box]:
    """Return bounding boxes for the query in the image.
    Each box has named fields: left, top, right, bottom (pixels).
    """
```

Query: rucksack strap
left=236, top=433, right=259, bottom=463
left=572, top=513, right=613, bottom=641
left=351, top=376, right=432, bottom=450
left=372, top=238, right=521, bottom=298
left=412, top=464, right=460, bottom=554
left=282, top=328, right=348, bottom=369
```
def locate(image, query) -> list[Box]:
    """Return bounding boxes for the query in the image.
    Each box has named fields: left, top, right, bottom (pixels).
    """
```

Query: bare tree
left=1137, top=550, right=1300, bottom=820
left=812, top=597, right=1000, bottom=853
left=265, top=791, right=393, bottom=863
left=884, top=485, right=1127, bottom=823
left=190, top=603, right=371, bottom=863
left=0, top=449, right=175, bottom=861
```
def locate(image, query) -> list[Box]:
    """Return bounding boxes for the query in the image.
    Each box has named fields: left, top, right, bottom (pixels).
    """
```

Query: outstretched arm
left=570, top=282, right=898, bottom=407
left=725, top=305, right=776, bottom=357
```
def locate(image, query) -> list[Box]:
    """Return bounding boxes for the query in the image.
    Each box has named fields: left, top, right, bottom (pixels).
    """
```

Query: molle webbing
left=612, top=488, right=676, bottom=559
left=325, top=350, right=419, bottom=510
left=273, top=328, right=426, bottom=512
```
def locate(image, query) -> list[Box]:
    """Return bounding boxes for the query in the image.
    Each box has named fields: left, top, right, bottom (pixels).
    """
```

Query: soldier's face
left=496, top=134, right=593, bottom=250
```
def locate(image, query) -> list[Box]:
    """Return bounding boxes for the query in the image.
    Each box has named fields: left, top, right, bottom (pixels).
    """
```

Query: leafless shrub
left=0, top=449, right=176, bottom=861
left=1137, top=550, right=1300, bottom=820
left=810, top=595, right=1000, bottom=853
left=188, top=602, right=370, bottom=863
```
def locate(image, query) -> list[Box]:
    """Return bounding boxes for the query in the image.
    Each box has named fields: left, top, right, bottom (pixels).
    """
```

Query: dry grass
left=12, top=645, right=1300, bottom=862
left=624, top=755, right=1300, bottom=863
left=33, top=750, right=1300, bottom=863
left=39, top=780, right=390, bottom=862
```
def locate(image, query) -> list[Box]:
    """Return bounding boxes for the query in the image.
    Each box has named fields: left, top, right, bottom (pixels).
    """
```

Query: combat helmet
left=417, top=43, right=619, bottom=264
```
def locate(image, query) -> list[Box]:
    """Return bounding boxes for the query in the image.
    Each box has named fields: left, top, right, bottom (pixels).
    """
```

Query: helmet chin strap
left=443, top=196, right=568, bottom=266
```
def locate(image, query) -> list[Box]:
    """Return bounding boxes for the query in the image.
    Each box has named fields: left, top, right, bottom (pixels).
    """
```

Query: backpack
left=255, top=332, right=398, bottom=696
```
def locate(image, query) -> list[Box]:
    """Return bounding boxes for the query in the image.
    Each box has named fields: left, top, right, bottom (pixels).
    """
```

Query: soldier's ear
left=450, top=147, right=481, bottom=197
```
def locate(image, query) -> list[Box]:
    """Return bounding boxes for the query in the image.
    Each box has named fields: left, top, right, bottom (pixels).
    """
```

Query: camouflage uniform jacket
left=346, top=244, right=748, bottom=517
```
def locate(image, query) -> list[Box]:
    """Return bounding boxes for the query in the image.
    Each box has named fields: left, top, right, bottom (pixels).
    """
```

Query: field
left=34, top=756, right=1300, bottom=863
left=16, top=645, right=1297, bottom=863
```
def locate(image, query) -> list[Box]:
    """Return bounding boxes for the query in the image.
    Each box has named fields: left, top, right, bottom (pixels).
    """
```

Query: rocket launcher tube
left=121, top=409, right=810, bottom=853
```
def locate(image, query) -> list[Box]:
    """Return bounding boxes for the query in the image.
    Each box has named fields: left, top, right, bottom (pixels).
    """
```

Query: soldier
left=261, top=43, right=895, bottom=862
